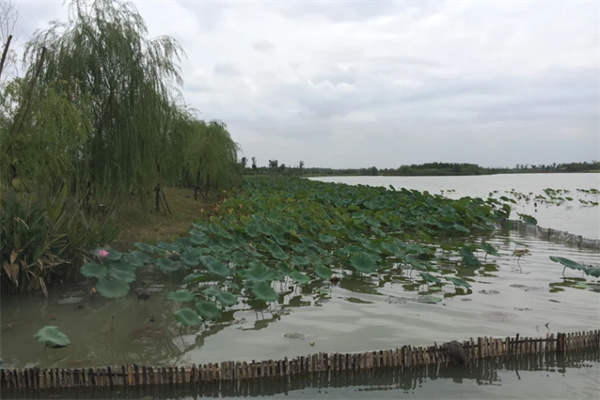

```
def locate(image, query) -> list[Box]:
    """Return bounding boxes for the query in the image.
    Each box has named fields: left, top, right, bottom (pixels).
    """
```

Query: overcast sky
left=9, top=0, right=599, bottom=169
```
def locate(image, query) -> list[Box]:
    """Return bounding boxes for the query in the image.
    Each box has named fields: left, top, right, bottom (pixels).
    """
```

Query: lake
left=1, top=173, right=598, bottom=399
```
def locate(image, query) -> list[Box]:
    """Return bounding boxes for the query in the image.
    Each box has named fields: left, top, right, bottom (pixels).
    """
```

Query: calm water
left=1, top=173, right=599, bottom=399
left=313, top=173, right=600, bottom=239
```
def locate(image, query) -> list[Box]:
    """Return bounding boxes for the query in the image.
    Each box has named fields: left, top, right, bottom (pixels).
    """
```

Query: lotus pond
left=1, top=175, right=599, bottom=398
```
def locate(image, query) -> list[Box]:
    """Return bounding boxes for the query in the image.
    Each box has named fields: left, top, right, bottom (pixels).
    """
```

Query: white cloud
left=10, top=0, right=599, bottom=168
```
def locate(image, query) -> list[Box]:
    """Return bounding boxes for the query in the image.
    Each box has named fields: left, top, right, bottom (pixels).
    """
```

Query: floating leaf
left=80, top=262, right=107, bottom=279
left=238, top=262, right=275, bottom=282
left=416, top=295, right=442, bottom=304
left=250, top=281, right=279, bottom=302
left=96, top=277, right=130, bottom=298
left=34, top=326, right=70, bottom=349
left=195, top=300, right=222, bottom=320
left=167, top=290, right=195, bottom=303
left=174, top=308, right=203, bottom=327
left=350, top=253, right=377, bottom=273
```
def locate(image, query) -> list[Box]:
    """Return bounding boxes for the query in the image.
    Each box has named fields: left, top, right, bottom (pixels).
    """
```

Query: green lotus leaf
left=350, top=252, right=377, bottom=273
left=231, top=251, right=248, bottom=267
left=157, top=241, right=181, bottom=253
left=479, top=243, right=500, bottom=257
left=313, top=264, right=332, bottom=280
left=156, top=257, right=179, bottom=273
left=103, top=248, right=122, bottom=261
left=245, top=224, right=259, bottom=238
left=417, top=295, right=443, bottom=304
left=80, top=262, right=108, bottom=279
left=195, top=300, right=222, bottom=320
left=201, top=256, right=232, bottom=277
left=584, top=267, right=600, bottom=277
left=181, top=251, right=202, bottom=267
left=95, top=277, right=130, bottom=298
left=134, top=242, right=164, bottom=254
left=318, top=234, right=335, bottom=244
left=443, top=276, right=471, bottom=288
left=238, top=262, right=276, bottom=282
left=209, top=224, right=232, bottom=239
left=420, top=272, right=441, bottom=284
left=268, top=243, right=289, bottom=260
left=188, top=232, right=209, bottom=245
left=290, top=255, right=310, bottom=266
left=108, top=260, right=137, bottom=283
left=123, top=251, right=152, bottom=267
left=202, top=287, right=238, bottom=306
left=289, top=270, right=310, bottom=284
left=250, top=281, right=279, bottom=302
left=182, top=272, right=210, bottom=284
left=174, top=308, right=203, bottom=327
left=549, top=256, right=584, bottom=271
left=167, top=290, right=195, bottom=303
left=452, top=224, right=470, bottom=233
left=34, top=326, right=70, bottom=349
left=459, top=246, right=482, bottom=266
left=518, top=213, right=538, bottom=225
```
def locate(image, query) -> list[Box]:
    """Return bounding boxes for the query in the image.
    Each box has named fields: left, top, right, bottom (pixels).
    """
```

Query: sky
left=7, top=0, right=600, bottom=169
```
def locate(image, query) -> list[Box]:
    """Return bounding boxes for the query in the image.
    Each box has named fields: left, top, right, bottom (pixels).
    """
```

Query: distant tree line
left=241, top=160, right=600, bottom=177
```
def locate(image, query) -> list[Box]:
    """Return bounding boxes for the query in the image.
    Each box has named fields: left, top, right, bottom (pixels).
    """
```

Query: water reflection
left=5, top=349, right=598, bottom=399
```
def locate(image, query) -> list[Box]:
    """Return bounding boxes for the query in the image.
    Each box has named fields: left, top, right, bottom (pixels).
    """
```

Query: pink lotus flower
left=97, top=249, right=109, bottom=258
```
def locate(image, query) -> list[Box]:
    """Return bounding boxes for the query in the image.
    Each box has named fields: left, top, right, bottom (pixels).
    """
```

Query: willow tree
left=183, top=120, right=242, bottom=199
left=23, top=0, right=185, bottom=203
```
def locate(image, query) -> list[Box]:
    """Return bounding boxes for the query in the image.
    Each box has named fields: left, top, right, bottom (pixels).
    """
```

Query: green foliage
left=167, top=290, right=195, bottom=303
left=34, top=326, right=70, bottom=349
left=174, top=308, right=203, bottom=327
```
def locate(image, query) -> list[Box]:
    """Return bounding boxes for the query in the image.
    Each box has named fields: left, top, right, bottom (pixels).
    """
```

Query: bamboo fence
left=1, top=330, right=598, bottom=390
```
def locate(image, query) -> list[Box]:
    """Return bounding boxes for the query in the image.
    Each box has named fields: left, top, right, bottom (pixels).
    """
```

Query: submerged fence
left=1, top=330, right=598, bottom=390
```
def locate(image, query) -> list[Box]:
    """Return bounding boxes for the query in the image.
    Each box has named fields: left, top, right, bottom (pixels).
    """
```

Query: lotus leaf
left=167, top=290, right=195, bottom=303
left=123, top=251, right=152, bottom=267
left=479, top=243, right=500, bottom=257
left=549, top=256, right=584, bottom=271
left=268, top=243, right=289, bottom=260
left=103, top=248, right=122, bottom=261
left=201, top=256, right=232, bottom=276
left=313, top=264, right=332, bottom=280
left=181, top=251, right=202, bottom=267
left=203, top=287, right=238, bottom=306
left=157, top=241, right=181, bottom=253
left=518, top=213, right=538, bottom=225
left=108, top=260, right=137, bottom=283
left=34, top=326, right=70, bottom=349
left=134, top=242, right=164, bottom=254
left=96, top=277, right=130, bottom=298
left=250, top=281, right=279, bottom=302
left=350, top=253, right=377, bottom=273
left=289, top=270, right=310, bottom=284
left=238, top=262, right=276, bottom=282
left=585, top=267, right=600, bottom=277
left=80, top=262, right=107, bottom=279
left=195, top=300, right=222, bottom=320
left=420, top=272, right=441, bottom=284
left=174, top=308, right=203, bottom=327
left=443, top=276, right=471, bottom=288
left=156, top=257, right=178, bottom=273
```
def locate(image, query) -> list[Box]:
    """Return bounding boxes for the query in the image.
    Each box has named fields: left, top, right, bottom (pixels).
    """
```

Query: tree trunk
left=0, top=35, right=13, bottom=82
